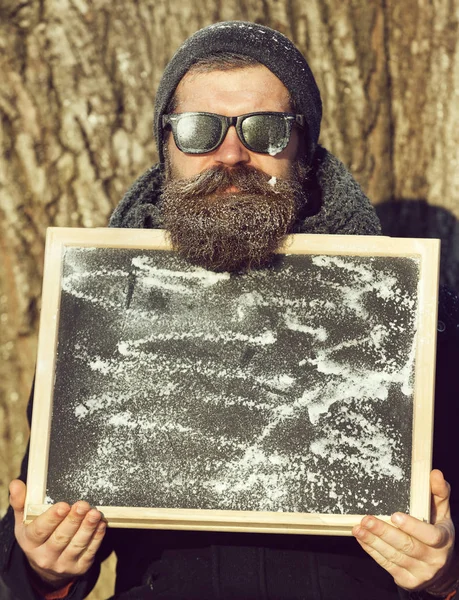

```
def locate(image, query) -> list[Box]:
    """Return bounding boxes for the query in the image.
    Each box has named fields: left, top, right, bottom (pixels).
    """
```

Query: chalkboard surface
left=45, top=245, right=420, bottom=516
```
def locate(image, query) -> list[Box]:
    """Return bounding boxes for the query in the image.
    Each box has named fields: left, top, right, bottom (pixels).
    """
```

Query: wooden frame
left=25, top=227, right=440, bottom=535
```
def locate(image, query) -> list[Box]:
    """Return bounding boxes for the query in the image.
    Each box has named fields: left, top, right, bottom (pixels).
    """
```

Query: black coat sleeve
left=432, top=286, right=459, bottom=522
left=400, top=287, right=459, bottom=600
left=0, top=385, right=114, bottom=599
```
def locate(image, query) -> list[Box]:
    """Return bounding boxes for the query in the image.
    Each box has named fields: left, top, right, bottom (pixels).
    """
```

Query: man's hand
left=9, top=479, right=107, bottom=590
left=352, top=469, right=455, bottom=591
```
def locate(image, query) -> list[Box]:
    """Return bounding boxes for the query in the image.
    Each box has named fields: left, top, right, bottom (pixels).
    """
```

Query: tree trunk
left=1, top=1, right=458, bottom=597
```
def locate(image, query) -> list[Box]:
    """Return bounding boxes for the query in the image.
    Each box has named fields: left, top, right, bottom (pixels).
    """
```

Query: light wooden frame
left=25, top=227, right=440, bottom=535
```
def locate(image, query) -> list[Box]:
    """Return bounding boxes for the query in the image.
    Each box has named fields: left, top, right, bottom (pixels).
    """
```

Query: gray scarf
left=109, top=145, right=381, bottom=237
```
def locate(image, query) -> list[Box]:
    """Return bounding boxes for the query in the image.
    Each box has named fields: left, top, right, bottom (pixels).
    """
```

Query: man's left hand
left=352, top=469, right=455, bottom=591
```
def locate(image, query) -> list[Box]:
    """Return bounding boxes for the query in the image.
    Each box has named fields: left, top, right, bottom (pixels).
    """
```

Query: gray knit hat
left=154, top=21, right=322, bottom=166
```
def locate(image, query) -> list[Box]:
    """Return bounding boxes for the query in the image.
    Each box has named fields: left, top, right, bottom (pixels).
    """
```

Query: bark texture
left=1, top=1, right=458, bottom=598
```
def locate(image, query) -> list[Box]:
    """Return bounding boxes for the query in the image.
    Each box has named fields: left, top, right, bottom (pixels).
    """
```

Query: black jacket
left=1, top=149, right=458, bottom=600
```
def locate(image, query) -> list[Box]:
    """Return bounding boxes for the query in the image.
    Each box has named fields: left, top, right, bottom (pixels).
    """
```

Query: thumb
left=9, top=479, right=26, bottom=526
left=431, top=469, right=451, bottom=523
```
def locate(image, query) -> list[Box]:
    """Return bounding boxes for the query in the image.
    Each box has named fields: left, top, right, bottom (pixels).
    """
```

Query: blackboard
left=25, top=228, right=440, bottom=535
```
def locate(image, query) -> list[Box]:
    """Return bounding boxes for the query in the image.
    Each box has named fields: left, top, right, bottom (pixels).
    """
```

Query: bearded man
left=2, top=21, right=459, bottom=600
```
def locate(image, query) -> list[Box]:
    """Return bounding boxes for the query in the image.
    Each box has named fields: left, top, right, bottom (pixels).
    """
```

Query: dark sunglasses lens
left=241, top=115, right=290, bottom=154
left=175, top=115, right=222, bottom=153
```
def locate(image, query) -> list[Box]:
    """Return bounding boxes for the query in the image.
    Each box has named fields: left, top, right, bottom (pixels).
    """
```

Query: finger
left=9, top=480, right=26, bottom=526
left=355, top=537, right=418, bottom=589
left=355, top=516, right=426, bottom=560
left=60, top=508, right=103, bottom=559
left=43, top=501, right=92, bottom=552
left=353, top=519, right=419, bottom=567
left=391, top=512, right=452, bottom=549
left=430, top=470, right=451, bottom=522
left=23, top=503, right=72, bottom=547
left=76, top=519, right=107, bottom=566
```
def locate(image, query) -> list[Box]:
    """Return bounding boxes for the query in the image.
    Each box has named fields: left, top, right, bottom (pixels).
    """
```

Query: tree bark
left=1, top=1, right=458, bottom=597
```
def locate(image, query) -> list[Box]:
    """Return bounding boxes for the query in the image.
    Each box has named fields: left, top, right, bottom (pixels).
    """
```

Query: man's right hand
left=9, top=479, right=107, bottom=590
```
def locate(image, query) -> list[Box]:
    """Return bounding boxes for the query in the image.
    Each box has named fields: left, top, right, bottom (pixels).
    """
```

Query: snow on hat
left=154, top=21, right=322, bottom=166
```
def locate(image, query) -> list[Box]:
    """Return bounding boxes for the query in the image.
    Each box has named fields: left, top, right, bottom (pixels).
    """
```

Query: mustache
left=167, top=164, right=301, bottom=198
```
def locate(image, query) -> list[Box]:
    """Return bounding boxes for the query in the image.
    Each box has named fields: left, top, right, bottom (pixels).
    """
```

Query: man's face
left=160, top=65, right=309, bottom=272
left=166, top=65, right=301, bottom=180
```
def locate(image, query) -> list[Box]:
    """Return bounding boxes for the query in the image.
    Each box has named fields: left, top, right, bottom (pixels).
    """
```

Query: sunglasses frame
left=162, top=111, right=305, bottom=155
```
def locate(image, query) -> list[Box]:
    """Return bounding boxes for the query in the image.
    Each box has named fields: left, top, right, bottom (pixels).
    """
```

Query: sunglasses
left=162, top=111, right=305, bottom=156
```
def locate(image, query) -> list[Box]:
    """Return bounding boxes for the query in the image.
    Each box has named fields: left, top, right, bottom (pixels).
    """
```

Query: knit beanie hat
left=154, top=21, right=322, bottom=166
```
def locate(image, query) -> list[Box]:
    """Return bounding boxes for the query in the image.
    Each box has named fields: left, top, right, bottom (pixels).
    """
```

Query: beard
left=159, top=163, right=309, bottom=272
